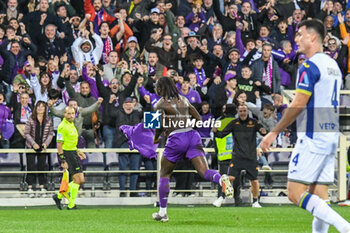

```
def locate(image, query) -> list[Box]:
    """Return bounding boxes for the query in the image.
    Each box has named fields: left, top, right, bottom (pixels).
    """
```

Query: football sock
left=57, top=193, right=63, bottom=199
left=253, top=198, right=258, bottom=203
left=68, top=182, right=80, bottom=208
left=159, top=207, right=167, bottom=216
left=204, top=170, right=221, bottom=185
left=312, top=201, right=330, bottom=233
left=299, top=192, right=350, bottom=232
left=158, top=177, right=170, bottom=214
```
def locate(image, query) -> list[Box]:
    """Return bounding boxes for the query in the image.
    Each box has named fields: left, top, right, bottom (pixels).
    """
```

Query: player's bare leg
left=251, top=180, right=261, bottom=208
left=191, top=156, right=233, bottom=198
left=288, top=181, right=350, bottom=232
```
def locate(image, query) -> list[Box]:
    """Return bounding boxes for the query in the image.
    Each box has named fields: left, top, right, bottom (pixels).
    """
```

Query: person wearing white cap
left=134, top=7, right=162, bottom=49
left=120, top=36, right=142, bottom=63
left=127, top=36, right=138, bottom=43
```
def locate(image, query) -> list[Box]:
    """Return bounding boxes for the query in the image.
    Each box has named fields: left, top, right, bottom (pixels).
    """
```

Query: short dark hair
left=48, top=89, right=61, bottom=100
left=263, top=103, right=274, bottom=112
left=5, top=25, right=15, bottom=31
left=99, top=21, right=110, bottom=30
left=68, top=98, right=78, bottom=104
left=148, top=51, right=158, bottom=57
left=81, top=81, right=90, bottom=87
left=259, top=24, right=270, bottom=32
left=8, top=17, right=17, bottom=23
left=201, top=101, right=209, bottom=106
left=241, top=65, right=251, bottom=70
left=298, top=19, right=326, bottom=43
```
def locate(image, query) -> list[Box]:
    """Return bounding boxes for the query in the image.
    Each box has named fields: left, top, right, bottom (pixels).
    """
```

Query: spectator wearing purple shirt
left=271, top=40, right=296, bottom=88
left=137, top=78, right=160, bottom=107
left=0, top=92, right=12, bottom=148
left=185, top=6, right=206, bottom=33
left=192, top=56, right=210, bottom=88
left=179, top=76, right=202, bottom=109
left=196, top=101, right=214, bottom=138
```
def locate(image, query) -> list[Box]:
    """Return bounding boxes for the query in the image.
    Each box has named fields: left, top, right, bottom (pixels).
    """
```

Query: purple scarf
left=93, top=10, right=104, bottom=34
left=12, top=54, right=20, bottom=81
left=148, top=65, right=156, bottom=76
left=120, top=123, right=158, bottom=159
left=262, top=57, right=273, bottom=89
left=194, top=67, right=206, bottom=87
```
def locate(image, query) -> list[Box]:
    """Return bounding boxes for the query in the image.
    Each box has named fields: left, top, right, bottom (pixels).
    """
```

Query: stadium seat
left=104, top=152, right=119, bottom=190
left=270, top=161, right=289, bottom=189
left=0, top=153, right=24, bottom=190
left=83, top=152, right=105, bottom=191
left=48, top=153, right=60, bottom=191
left=106, top=152, right=120, bottom=189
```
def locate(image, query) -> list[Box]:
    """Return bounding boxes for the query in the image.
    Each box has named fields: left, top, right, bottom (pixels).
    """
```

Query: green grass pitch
left=0, top=205, right=349, bottom=233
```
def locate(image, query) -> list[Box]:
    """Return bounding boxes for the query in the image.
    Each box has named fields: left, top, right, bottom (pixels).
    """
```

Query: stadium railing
left=0, top=140, right=347, bottom=202
left=0, top=89, right=348, bottom=203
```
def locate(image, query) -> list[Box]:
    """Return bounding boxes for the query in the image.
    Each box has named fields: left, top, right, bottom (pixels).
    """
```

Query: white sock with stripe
left=312, top=200, right=330, bottom=233
left=299, top=192, right=350, bottom=233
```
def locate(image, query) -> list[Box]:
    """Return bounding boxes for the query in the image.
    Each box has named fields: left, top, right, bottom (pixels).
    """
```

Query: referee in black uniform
left=214, top=104, right=267, bottom=208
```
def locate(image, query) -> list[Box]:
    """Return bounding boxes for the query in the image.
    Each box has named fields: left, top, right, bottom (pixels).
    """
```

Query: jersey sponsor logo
left=298, top=71, right=309, bottom=87
left=247, top=121, right=254, bottom=127
left=57, top=133, right=63, bottom=140
left=319, top=122, right=336, bottom=130
left=302, top=62, right=310, bottom=68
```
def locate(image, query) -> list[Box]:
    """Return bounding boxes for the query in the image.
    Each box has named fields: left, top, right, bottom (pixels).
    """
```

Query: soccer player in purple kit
left=152, top=77, right=233, bottom=222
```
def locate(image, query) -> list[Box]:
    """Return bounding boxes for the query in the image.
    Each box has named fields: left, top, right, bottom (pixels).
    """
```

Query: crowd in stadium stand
left=0, top=0, right=348, bottom=195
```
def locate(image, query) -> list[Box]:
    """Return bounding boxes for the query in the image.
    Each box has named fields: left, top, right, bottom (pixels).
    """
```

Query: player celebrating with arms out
left=261, top=19, right=350, bottom=233
left=152, top=77, right=233, bottom=222
left=52, top=106, right=86, bottom=210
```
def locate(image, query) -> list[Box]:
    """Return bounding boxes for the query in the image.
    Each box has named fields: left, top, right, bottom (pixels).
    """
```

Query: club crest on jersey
left=299, top=71, right=309, bottom=87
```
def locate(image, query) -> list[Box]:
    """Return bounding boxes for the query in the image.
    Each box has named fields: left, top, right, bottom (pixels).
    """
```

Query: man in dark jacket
left=65, top=80, right=98, bottom=148
left=95, top=67, right=138, bottom=148
left=145, top=33, right=179, bottom=69
left=251, top=43, right=281, bottom=95
left=0, top=37, right=36, bottom=85
left=22, top=0, right=65, bottom=45
left=109, top=97, right=143, bottom=197
left=214, top=104, right=267, bottom=208
left=134, top=8, right=162, bottom=50
left=213, top=0, right=236, bottom=32
left=36, top=24, right=66, bottom=60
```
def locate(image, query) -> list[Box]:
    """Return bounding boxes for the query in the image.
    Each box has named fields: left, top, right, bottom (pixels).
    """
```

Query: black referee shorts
left=64, top=150, right=83, bottom=176
left=228, top=158, right=258, bottom=181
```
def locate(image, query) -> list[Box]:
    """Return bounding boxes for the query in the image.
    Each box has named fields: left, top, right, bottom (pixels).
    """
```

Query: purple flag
left=120, top=123, right=158, bottom=159
left=1, top=120, right=14, bottom=140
